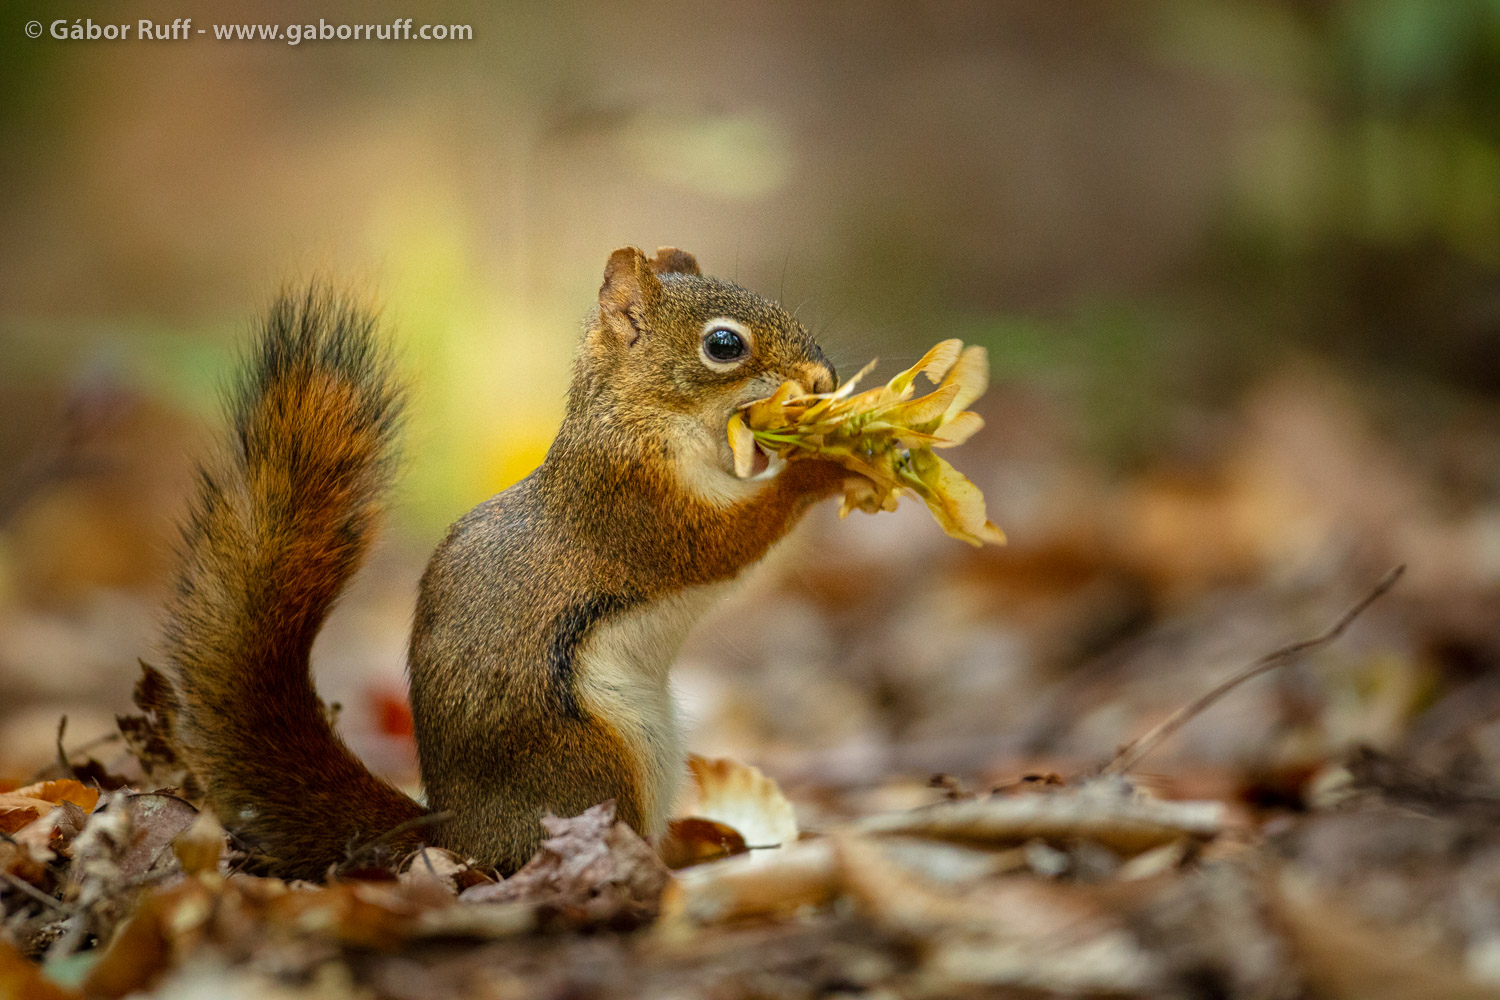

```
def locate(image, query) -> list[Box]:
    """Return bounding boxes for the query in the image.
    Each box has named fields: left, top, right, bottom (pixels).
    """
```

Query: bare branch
left=1101, top=566, right=1406, bottom=777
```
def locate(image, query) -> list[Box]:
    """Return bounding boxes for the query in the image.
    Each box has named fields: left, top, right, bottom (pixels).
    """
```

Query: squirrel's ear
left=599, top=246, right=662, bottom=347
left=649, top=247, right=701, bottom=277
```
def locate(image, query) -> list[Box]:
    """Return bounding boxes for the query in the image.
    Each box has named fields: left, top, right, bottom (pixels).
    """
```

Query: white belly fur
left=572, top=582, right=733, bottom=837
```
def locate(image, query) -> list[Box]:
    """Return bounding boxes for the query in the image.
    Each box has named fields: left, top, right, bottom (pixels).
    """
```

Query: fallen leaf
left=0, top=837, right=50, bottom=886
left=412, top=899, right=535, bottom=940
left=115, top=663, right=196, bottom=796
left=461, top=801, right=670, bottom=929
left=836, top=835, right=1160, bottom=993
left=170, top=805, right=223, bottom=876
left=658, top=818, right=748, bottom=870
left=1274, top=871, right=1496, bottom=1000
left=660, top=837, right=840, bottom=927
left=398, top=845, right=471, bottom=893
left=682, top=756, right=799, bottom=850
left=0, top=781, right=99, bottom=835
left=10, top=800, right=87, bottom=874
left=82, top=875, right=205, bottom=998
left=0, top=936, right=78, bottom=1000
left=851, top=780, right=1224, bottom=857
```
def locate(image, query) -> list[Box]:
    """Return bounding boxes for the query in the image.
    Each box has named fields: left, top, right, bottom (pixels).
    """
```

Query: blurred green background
left=3, top=0, right=1500, bottom=781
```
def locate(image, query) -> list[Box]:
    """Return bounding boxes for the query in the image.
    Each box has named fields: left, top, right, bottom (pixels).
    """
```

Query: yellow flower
left=728, top=340, right=1005, bottom=546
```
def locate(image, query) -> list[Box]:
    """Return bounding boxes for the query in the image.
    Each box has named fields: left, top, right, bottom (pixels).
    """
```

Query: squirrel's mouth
left=748, top=442, right=772, bottom=477
left=742, top=439, right=788, bottom=482
left=707, top=417, right=781, bottom=482
left=711, top=377, right=790, bottom=482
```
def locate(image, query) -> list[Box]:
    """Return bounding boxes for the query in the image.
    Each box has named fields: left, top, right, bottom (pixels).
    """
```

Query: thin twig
left=70, top=731, right=123, bottom=758
left=0, top=830, right=68, bottom=881
left=337, top=810, right=455, bottom=874
left=39, top=716, right=126, bottom=784
left=53, top=715, right=71, bottom=780
left=0, top=871, right=74, bottom=915
left=1101, top=565, right=1406, bottom=777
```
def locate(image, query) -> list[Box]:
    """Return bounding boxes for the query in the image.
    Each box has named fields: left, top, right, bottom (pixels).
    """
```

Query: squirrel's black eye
left=703, top=327, right=747, bottom=363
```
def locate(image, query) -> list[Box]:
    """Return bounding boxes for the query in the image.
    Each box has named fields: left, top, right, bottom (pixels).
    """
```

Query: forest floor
left=5, top=370, right=1500, bottom=999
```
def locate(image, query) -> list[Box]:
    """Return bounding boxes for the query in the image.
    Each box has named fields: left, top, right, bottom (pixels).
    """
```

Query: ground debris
left=9, top=736, right=1500, bottom=998
left=850, top=775, right=1225, bottom=856
left=460, top=801, right=670, bottom=929
left=5, top=558, right=1500, bottom=997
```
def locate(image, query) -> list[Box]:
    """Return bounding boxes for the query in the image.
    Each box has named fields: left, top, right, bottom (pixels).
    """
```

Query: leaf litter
left=4, top=374, right=1500, bottom=997
left=5, top=566, right=1493, bottom=999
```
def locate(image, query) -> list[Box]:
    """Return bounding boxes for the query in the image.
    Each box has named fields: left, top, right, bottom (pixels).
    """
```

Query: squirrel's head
left=571, top=246, right=836, bottom=500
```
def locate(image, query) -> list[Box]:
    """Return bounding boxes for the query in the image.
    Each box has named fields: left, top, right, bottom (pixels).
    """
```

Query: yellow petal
left=728, top=414, right=758, bottom=478
left=886, top=339, right=962, bottom=397
left=733, top=338, right=1002, bottom=546
left=827, top=358, right=879, bottom=401
left=839, top=475, right=891, bottom=516
left=768, top=380, right=801, bottom=407
left=931, top=411, right=984, bottom=447
left=939, top=346, right=990, bottom=418
left=876, top=382, right=961, bottom=431
left=741, top=380, right=805, bottom=431
left=797, top=359, right=879, bottom=424
left=899, top=451, right=1004, bottom=546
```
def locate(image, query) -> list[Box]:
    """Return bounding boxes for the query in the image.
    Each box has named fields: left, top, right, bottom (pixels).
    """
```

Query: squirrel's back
left=161, top=287, right=424, bottom=878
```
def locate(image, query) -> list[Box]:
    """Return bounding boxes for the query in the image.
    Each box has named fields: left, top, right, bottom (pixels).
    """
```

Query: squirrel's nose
left=792, top=363, right=837, bottom=395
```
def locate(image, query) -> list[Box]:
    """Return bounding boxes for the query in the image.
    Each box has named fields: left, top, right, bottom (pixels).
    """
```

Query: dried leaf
left=85, top=871, right=449, bottom=994
left=10, top=800, right=87, bottom=874
left=411, top=899, right=535, bottom=940
left=683, top=756, right=799, bottom=850
left=398, top=846, right=474, bottom=894
left=836, top=836, right=1161, bottom=993
left=268, top=879, right=421, bottom=950
left=0, top=781, right=99, bottom=835
left=81, top=879, right=184, bottom=999
left=0, top=936, right=77, bottom=1000
left=658, top=818, right=748, bottom=870
left=116, top=663, right=196, bottom=796
left=66, top=796, right=136, bottom=941
left=660, top=837, right=840, bottom=927
left=851, top=782, right=1224, bottom=857
left=1274, top=873, right=1496, bottom=1000
left=170, top=806, right=224, bottom=876
left=461, top=802, right=670, bottom=928
left=0, top=839, right=50, bottom=887
left=874, top=836, right=1029, bottom=884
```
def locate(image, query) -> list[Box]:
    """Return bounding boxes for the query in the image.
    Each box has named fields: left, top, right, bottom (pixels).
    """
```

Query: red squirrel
left=160, top=247, right=845, bottom=877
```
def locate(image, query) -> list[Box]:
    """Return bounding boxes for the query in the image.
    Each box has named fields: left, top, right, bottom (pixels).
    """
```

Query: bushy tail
left=162, top=286, right=425, bottom=878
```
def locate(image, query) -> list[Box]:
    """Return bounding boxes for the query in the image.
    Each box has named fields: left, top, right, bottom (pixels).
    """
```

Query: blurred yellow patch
left=729, top=340, right=1005, bottom=547
left=481, top=428, right=555, bottom=493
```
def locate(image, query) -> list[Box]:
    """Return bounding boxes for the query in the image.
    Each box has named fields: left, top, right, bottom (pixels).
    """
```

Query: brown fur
left=411, top=247, right=841, bottom=871
left=168, top=250, right=840, bottom=878
left=162, top=288, right=425, bottom=879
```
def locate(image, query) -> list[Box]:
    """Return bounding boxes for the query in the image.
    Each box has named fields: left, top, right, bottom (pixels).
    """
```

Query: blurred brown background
left=3, top=0, right=1500, bottom=806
